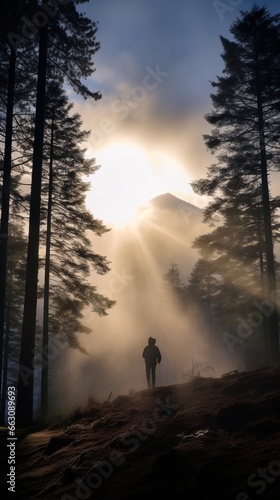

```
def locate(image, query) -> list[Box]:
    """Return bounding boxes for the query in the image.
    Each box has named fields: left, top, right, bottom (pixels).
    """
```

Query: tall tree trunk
left=0, top=47, right=16, bottom=420
left=0, top=281, right=11, bottom=425
left=256, top=202, right=270, bottom=362
left=255, top=41, right=279, bottom=365
left=41, top=108, right=54, bottom=417
left=16, top=14, right=48, bottom=428
left=206, top=265, right=214, bottom=365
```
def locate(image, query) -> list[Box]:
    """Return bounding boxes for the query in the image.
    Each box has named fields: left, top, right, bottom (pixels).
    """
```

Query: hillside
left=1, top=367, right=280, bottom=499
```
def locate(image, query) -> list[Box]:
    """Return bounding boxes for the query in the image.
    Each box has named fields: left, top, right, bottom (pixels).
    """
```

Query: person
left=142, top=337, right=161, bottom=388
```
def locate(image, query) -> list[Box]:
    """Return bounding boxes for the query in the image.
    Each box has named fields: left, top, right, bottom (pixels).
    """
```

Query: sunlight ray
left=127, top=224, right=163, bottom=286
left=139, top=216, right=195, bottom=249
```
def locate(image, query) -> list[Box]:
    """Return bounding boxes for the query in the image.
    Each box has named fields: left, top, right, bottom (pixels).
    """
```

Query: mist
left=49, top=194, right=239, bottom=413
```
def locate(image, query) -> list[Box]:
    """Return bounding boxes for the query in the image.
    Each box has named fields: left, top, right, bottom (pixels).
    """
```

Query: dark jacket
left=142, top=345, right=161, bottom=366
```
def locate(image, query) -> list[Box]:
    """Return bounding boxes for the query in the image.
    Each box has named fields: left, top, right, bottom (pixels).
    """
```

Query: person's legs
left=146, top=364, right=151, bottom=387
left=151, top=365, right=156, bottom=388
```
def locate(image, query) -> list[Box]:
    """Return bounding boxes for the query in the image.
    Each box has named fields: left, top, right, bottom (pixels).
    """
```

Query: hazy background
left=51, top=195, right=234, bottom=411
left=49, top=1, right=280, bottom=411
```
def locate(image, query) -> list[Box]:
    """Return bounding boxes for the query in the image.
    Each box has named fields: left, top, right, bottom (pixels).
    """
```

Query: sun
left=86, top=143, right=158, bottom=226
left=86, top=141, right=196, bottom=227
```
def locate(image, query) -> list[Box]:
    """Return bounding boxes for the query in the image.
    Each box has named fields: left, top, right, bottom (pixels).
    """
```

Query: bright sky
left=75, top=0, right=279, bottom=226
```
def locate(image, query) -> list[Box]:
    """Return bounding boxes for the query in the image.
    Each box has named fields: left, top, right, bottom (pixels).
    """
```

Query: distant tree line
left=0, top=0, right=114, bottom=427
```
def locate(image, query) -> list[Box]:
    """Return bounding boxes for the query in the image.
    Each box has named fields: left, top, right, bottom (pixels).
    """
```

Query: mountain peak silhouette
left=147, top=192, right=202, bottom=214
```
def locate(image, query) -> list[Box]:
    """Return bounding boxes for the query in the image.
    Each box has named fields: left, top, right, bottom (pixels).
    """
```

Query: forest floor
left=1, top=367, right=280, bottom=499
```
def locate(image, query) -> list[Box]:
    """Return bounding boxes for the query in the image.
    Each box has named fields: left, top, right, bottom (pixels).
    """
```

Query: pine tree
left=0, top=0, right=37, bottom=413
left=192, top=6, right=280, bottom=365
left=0, top=220, right=26, bottom=425
left=162, top=263, right=186, bottom=307
left=186, top=255, right=222, bottom=363
left=194, top=174, right=280, bottom=362
left=39, top=82, right=114, bottom=415
left=16, top=0, right=102, bottom=427
left=163, top=263, right=183, bottom=293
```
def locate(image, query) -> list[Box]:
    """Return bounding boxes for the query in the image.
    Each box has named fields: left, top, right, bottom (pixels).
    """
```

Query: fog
left=49, top=194, right=239, bottom=413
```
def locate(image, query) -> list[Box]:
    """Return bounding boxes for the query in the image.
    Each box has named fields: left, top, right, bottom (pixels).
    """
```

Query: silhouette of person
left=142, top=337, right=161, bottom=388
